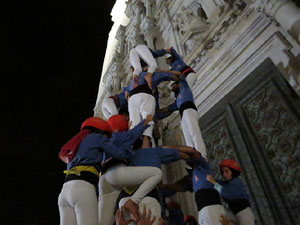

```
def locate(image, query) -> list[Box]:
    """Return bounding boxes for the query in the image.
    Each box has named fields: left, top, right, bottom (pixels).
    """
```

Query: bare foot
left=144, top=73, right=152, bottom=90
left=124, top=198, right=139, bottom=222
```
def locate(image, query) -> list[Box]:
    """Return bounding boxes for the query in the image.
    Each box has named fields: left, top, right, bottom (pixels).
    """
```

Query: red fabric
left=108, top=114, right=128, bottom=132
left=184, top=215, right=197, bottom=223
left=182, top=67, right=195, bottom=76
left=219, top=159, right=242, bottom=172
left=59, top=129, right=91, bottom=163
left=167, top=201, right=181, bottom=209
left=81, top=117, right=112, bottom=133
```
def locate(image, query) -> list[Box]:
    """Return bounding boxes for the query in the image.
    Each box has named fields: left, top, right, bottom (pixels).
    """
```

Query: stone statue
left=177, top=6, right=209, bottom=37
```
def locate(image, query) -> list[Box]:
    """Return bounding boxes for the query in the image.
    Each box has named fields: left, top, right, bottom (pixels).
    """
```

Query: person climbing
left=188, top=151, right=226, bottom=225
left=58, top=115, right=152, bottom=225
left=129, top=44, right=167, bottom=89
left=127, top=68, right=180, bottom=147
left=162, top=76, right=207, bottom=158
left=206, top=159, right=255, bottom=225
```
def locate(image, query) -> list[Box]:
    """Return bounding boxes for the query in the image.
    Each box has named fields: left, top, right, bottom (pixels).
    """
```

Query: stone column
left=142, top=18, right=157, bottom=49
left=255, top=0, right=300, bottom=43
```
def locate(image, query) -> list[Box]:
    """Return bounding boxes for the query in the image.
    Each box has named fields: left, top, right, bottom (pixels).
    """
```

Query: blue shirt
left=216, top=178, right=250, bottom=202
left=170, top=76, right=195, bottom=110
left=192, top=155, right=215, bottom=192
left=128, top=147, right=180, bottom=169
left=115, top=86, right=129, bottom=110
left=68, top=120, right=148, bottom=171
left=169, top=47, right=187, bottom=71
left=150, top=48, right=167, bottom=58
left=138, top=71, right=174, bottom=89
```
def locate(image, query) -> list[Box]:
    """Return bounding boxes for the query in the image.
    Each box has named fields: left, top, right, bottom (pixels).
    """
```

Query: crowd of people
left=57, top=44, right=256, bottom=225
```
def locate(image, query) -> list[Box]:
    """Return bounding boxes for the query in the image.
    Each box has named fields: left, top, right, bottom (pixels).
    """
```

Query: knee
left=148, top=62, right=157, bottom=73
left=154, top=168, right=163, bottom=180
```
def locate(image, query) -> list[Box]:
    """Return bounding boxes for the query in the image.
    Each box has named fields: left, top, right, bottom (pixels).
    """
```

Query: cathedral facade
left=94, top=1, right=300, bottom=224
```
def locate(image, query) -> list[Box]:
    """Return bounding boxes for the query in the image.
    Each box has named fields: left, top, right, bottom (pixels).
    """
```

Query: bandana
left=59, top=129, right=91, bottom=163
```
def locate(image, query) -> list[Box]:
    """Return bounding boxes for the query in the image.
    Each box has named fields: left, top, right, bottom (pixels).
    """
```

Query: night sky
left=2, top=1, right=115, bottom=224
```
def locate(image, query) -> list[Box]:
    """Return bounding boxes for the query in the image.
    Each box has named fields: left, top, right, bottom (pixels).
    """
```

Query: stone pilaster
left=251, top=0, right=300, bottom=43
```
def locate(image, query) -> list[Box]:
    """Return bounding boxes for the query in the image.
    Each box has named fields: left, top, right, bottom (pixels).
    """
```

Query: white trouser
left=98, top=174, right=121, bottom=225
left=58, top=180, right=98, bottom=225
left=128, top=93, right=155, bottom=141
left=129, top=44, right=157, bottom=75
left=98, top=165, right=162, bottom=225
left=198, top=204, right=226, bottom=225
left=181, top=108, right=207, bottom=158
left=186, top=72, right=196, bottom=89
left=119, top=197, right=161, bottom=225
left=236, top=207, right=255, bottom=225
left=102, top=97, right=118, bottom=120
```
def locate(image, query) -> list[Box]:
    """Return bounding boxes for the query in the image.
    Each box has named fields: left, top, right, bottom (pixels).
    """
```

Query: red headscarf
left=59, top=129, right=91, bottom=163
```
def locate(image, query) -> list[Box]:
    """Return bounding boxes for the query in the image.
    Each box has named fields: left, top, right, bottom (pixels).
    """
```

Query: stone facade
left=94, top=0, right=300, bottom=223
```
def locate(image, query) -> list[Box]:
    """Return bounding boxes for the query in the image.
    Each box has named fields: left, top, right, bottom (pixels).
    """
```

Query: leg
left=128, top=95, right=143, bottom=129
left=139, top=197, right=161, bottom=225
left=135, top=45, right=157, bottom=74
left=135, top=45, right=157, bottom=89
left=198, top=204, right=226, bottom=225
left=139, top=93, right=155, bottom=141
left=129, top=48, right=142, bottom=77
left=118, top=197, right=136, bottom=225
left=106, top=166, right=162, bottom=222
left=105, top=166, right=162, bottom=204
left=181, top=115, right=194, bottom=147
left=58, top=186, right=77, bottom=225
left=185, top=72, right=197, bottom=89
left=224, top=208, right=238, bottom=224
left=236, top=207, right=255, bottom=225
left=98, top=175, right=121, bottom=225
left=102, top=97, right=118, bottom=120
left=182, top=109, right=207, bottom=159
left=74, top=180, right=98, bottom=225
left=119, top=197, right=161, bottom=225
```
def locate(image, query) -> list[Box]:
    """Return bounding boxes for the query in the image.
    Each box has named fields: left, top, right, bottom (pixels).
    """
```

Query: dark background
left=1, top=0, right=115, bottom=224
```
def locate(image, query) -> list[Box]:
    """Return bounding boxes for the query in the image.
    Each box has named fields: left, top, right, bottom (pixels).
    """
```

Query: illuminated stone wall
left=94, top=0, right=300, bottom=223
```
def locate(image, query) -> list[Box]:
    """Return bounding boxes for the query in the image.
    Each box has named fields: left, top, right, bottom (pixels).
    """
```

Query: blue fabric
left=168, top=102, right=179, bottom=112
left=68, top=134, right=126, bottom=171
left=168, top=208, right=185, bottom=225
left=128, top=147, right=180, bottom=169
left=192, top=155, right=215, bottom=192
left=138, top=71, right=174, bottom=89
left=150, top=48, right=167, bottom=58
left=68, top=120, right=148, bottom=170
left=154, top=111, right=172, bottom=120
left=109, top=120, right=148, bottom=157
left=174, top=77, right=194, bottom=108
left=128, top=78, right=134, bottom=92
left=115, top=85, right=129, bottom=109
left=115, top=92, right=127, bottom=109
left=169, top=47, right=187, bottom=71
left=216, top=178, right=251, bottom=202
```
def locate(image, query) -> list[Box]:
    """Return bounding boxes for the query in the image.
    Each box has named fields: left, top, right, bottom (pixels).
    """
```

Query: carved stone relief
left=242, top=83, right=300, bottom=221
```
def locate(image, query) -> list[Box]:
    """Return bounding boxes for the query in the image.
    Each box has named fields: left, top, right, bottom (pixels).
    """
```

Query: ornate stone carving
left=173, top=5, right=210, bottom=55
left=190, top=2, right=246, bottom=68
left=202, top=119, right=236, bottom=178
left=250, top=0, right=300, bottom=43
left=176, top=6, right=209, bottom=38
left=242, top=85, right=300, bottom=219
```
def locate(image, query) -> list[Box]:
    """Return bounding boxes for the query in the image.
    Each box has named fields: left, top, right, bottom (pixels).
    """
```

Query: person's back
left=138, top=71, right=174, bottom=90
left=128, top=147, right=180, bottom=169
